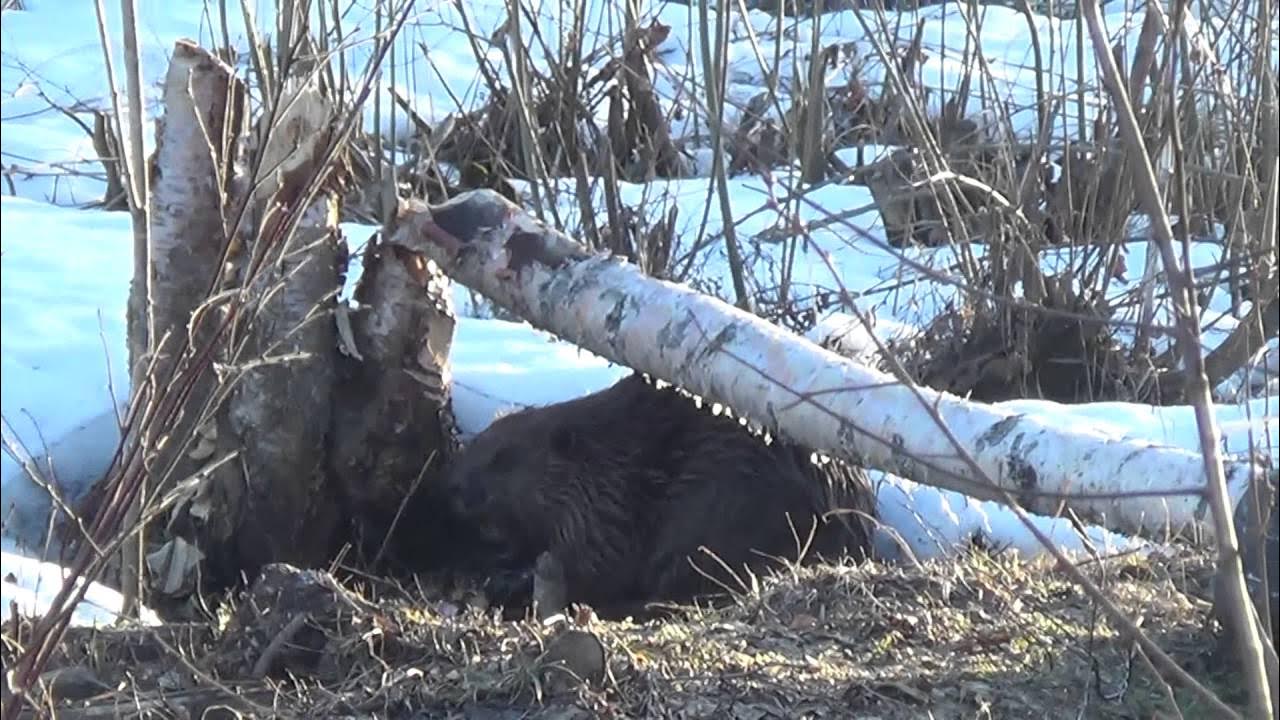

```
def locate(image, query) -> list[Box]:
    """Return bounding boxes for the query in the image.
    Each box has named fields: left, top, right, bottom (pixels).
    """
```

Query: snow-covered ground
left=2, top=0, right=1276, bottom=626
left=2, top=550, right=162, bottom=627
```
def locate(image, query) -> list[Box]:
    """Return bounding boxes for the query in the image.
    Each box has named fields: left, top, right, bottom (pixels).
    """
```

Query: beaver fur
left=442, top=373, right=876, bottom=618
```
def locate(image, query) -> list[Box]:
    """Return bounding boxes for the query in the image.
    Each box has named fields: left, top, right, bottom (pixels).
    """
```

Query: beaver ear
left=549, top=425, right=580, bottom=456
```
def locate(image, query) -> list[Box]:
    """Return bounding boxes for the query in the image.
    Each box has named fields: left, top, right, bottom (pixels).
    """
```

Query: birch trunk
left=118, top=40, right=455, bottom=598
left=396, top=188, right=1268, bottom=542
left=133, top=40, right=246, bottom=589
left=207, top=79, right=344, bottom=572
left=135, top=40, right=244, bottom=451
left=327, top=232, right=458, bottom=552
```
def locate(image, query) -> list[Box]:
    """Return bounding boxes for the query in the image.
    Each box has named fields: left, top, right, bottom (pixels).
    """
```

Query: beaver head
left=443, top=404, right=591, bottom=561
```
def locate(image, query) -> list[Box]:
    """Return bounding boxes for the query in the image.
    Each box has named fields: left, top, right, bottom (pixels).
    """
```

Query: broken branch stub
left=327, top=229, right=458, bottom=543
left=401, top=189, right=1266, bottom=542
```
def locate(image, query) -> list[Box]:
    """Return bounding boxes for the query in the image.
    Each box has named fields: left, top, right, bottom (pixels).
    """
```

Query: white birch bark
left=138, top=40, right=245, bottom=568
left=144, top=40, right=243, bottom=357
left=397, top=189, right=1268, bottom=542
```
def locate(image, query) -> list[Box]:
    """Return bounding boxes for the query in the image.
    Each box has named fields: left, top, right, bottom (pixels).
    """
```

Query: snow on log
left=393, top=189, right=1269, bottom=542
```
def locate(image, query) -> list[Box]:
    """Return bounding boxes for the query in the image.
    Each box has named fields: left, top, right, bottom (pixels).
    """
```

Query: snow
left=1, top=198, right=131, bottom=554
left=1, top=0, right=1276, bottom=626
left=450, top=320, right=632, bottom=438
left=1, top=549, right=160, bottom=627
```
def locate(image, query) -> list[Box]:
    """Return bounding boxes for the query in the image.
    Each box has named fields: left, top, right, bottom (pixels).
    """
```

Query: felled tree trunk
left=123, top=39, right=456, bottom=600
left=395, top=188, right=1268, bottom=543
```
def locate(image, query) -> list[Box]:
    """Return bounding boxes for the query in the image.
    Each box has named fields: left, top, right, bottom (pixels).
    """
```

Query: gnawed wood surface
left=108, top=38, right=457, bottom=597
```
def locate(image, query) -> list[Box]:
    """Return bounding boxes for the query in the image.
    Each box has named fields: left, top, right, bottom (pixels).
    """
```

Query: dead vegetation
left=1, top=0, right=1276, bottom=717
left=902, top=277, right=1139, bottom=403
left=327, top=0, right=1277, bottom=409
left=1, top=544, right=1247, bottom=719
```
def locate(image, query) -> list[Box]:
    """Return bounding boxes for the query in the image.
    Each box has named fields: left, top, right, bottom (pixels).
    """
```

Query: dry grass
left=2, top=544, right=1245, bottom=718
left=1, top=0, right=1273, bottom=716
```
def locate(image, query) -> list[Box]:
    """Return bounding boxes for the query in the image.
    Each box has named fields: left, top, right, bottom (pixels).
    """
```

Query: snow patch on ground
left=1, top=549, right=160, bottom=628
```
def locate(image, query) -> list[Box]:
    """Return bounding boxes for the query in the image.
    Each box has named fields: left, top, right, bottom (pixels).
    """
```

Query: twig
left=371, top=450, right=438, bottom=568
left=251, top=612, right=310, bottom=680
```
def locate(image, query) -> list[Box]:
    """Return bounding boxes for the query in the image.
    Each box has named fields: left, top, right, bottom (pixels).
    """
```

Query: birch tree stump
left=392, top=188, right=1270, bottom=543
left=122, top=39, right=456, bottom=601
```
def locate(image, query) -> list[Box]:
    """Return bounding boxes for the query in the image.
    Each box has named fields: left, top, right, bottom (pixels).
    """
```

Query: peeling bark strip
left=401, top=189, right=1267, bottom=542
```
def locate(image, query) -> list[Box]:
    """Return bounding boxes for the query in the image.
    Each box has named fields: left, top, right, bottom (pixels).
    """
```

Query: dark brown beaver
left=443, top=373, right=876, bottom=618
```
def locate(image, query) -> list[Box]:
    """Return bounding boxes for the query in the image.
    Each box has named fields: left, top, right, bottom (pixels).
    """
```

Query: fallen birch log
left=393, top=189, right=1269, bottom=542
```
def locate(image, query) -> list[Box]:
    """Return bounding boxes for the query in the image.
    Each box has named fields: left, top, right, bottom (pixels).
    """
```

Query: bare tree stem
left=1080, top=2, right=1274, bottom=717
left=114, top=0, right=154, bottom=622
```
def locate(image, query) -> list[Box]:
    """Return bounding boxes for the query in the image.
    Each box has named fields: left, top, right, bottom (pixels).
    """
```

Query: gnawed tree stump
left=392, top=188, right=1270, bottom=543
left=112, top=39, right=456, bottom=607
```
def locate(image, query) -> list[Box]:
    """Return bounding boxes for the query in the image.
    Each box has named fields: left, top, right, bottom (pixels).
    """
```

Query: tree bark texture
left=127, top=40, right=455, bottom=597
left=398, top=188, right=1269, bottom=543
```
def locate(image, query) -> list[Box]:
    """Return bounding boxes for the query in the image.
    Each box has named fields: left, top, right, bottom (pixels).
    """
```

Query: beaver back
left=443, top=373, right=875, bottom=614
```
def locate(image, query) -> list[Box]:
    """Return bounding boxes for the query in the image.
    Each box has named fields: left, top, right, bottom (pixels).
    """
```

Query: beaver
left=442, top=373, right=876, bottom=619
